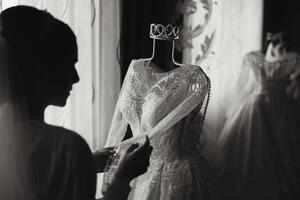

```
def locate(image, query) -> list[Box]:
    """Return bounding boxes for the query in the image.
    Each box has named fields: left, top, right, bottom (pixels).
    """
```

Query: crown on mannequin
left=150, top=23, right=181, bottom=41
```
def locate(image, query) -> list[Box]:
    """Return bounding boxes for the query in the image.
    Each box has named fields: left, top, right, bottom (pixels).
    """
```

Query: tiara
left=150, top=23, right=181, bottom=41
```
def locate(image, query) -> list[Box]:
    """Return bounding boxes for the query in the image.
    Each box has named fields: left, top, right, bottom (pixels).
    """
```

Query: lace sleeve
left=104, top=61, right=135, bottom=147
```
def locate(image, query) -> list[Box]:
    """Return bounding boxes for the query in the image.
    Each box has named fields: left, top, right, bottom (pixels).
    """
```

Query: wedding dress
left=216, top=51, right=300, bottom=200
left=103, top=58, right=222, bottom=200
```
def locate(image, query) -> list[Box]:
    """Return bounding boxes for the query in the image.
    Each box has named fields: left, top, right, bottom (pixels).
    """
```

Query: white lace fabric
left=103, top=58, right=212, bottom=200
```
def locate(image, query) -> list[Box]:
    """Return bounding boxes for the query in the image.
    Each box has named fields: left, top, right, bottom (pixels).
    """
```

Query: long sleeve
left=104, top=61, right=136, bottom=147
left=104, top=105, right=128, bottom=147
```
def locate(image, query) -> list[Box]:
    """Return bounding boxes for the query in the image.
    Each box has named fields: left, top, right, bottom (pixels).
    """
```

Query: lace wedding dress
left=216, top=52, right=300, bottom=200
left=103, top=59, right=221, bottom=200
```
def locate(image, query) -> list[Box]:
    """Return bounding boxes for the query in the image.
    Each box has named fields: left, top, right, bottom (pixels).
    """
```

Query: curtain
left=263, top=0, right=300, bottom=53
left=180, top=0, right=264, bottom=148
left=2, top=0, right=121, bottom=151
left=91, top=0, right=121, bottom=149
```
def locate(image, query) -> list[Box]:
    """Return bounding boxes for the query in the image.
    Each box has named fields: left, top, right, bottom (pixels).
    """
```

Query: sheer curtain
left=1, top=0, right=121, bottom=150
left=180, top=0, right=263, bottom=147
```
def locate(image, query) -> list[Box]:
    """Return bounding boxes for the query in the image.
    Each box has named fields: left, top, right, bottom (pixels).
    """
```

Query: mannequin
left=103, top=23, right=221, bottom=200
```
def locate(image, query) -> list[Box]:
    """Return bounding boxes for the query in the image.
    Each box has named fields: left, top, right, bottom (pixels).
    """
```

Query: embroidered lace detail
left=103, top=58, right=212, bottom=200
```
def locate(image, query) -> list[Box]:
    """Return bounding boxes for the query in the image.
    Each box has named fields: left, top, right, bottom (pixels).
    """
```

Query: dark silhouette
left=0, top=5, right=152, bottom=200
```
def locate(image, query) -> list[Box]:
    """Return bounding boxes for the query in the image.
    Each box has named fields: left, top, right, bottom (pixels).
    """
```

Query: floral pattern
left=173, top=0, right=217, bottom=68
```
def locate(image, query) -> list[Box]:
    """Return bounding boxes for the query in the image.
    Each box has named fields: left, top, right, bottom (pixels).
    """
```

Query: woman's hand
left=93, top=147, right=116, bottom=173
left=114, top=136, right=153, bottom=183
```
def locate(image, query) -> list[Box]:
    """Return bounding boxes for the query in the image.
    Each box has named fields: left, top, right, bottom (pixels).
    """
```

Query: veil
left=0, top=28, right=35, bottom=200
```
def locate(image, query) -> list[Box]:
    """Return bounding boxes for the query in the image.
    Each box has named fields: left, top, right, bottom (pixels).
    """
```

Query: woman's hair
left=0, top=6, right=77, bottom=100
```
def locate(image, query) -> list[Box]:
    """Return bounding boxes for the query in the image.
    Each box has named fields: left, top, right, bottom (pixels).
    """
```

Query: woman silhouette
left=0, top=5, right=152, bottom=200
